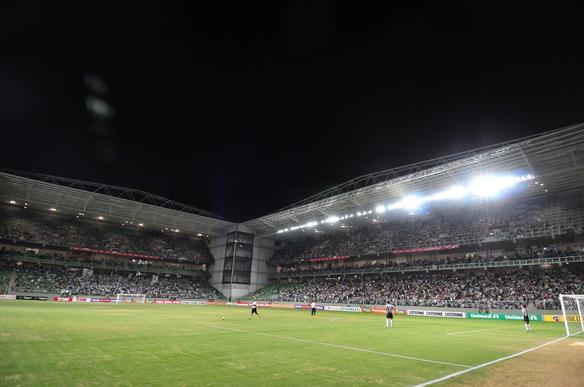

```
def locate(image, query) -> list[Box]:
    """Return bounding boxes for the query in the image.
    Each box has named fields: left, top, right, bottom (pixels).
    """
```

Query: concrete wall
left=208, top=224, right=275, bottom=299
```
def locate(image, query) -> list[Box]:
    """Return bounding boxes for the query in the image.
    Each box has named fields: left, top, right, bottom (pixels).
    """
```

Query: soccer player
left=249, top=300, right=260, bottom=319
left=385, top=300, right=396, bottom=328
left=311, top=301, right=317, bottom=316
left=521, top=305, right=531, bottom=331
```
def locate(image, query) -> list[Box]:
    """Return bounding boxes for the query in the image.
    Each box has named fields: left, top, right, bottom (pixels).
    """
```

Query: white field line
left=208, top=325, right=471, bottom=368
left=447, top=327, right=507, bottom=335
left=450, top=333, right=538, bottom=343
left=414, top=336, right=568, bottom=387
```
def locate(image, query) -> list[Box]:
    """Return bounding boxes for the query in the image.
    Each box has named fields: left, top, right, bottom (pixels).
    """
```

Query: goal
left=116, top=294, right=146, bottom=304
left=559, top=294, right=584, bottom=337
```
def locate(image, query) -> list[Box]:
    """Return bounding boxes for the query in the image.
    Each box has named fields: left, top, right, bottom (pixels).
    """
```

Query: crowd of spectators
left=0, top=267, right=11, bottom=292
left=278, top=246, right=584, bottom=276
left=0, top=249, right=206, bottom=276
left=11, top=263, right=223, bottom=299
left=273, top=196, right=584, bottom=264
left=0, top=207, right=212, bottom=263
left=250, top=269, right=584, bottom=310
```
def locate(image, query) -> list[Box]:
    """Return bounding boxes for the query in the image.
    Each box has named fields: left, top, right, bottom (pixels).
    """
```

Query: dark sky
left=1, top=2, right=584, bottom=221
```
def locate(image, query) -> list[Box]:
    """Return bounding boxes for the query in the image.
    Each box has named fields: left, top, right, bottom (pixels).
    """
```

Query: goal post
left=116, top=294, right=146, bottom=304
left=559, top=294, right=584, bottom=337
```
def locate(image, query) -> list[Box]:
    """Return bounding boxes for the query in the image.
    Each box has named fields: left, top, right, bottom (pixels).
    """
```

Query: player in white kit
left=521, top=305, right=531, bottom=331
left=249, top=301, right=260, bottom=319
left=386, top=301, right=396, bottom=328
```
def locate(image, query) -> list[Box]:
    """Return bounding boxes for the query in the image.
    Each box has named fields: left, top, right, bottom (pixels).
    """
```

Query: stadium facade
left=2, top=122, right=584, bottom=298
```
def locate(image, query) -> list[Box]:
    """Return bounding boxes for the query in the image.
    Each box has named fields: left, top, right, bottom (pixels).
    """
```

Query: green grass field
left=0, top=301, right=573, bottom=386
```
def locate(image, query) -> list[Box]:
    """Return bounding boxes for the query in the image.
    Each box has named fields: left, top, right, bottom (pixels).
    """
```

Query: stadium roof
left=0, top=170, right=234, bottom=236
left=3, top=123, right=584, bottom=238
left=243, top=122, right=584, bottom=236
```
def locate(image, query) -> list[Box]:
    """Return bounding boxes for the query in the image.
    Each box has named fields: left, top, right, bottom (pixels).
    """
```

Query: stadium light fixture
left=430, top=186, right=468, bottom=201
left=97, top=216, right=104, bottom=220
left=273, top=173, right=534, bottom=235
left=399, top=195, right=426, bottom=210
left=469, top=175, right=519, bottom=198
left=9, top=200, right=16, bottom=205
left=138, top=223, right=144, bottom=227
left=49, top=208, right=57, bottom=212
left=326, top=216, right=340, bottom=224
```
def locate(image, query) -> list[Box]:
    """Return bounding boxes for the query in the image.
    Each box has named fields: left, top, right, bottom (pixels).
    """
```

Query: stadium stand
left=271, top=196, right=584, bottom=265
left=9, top=263, right=222, bottom=299
left=0, top=205, right=212, bottom=264
left=247, top=268, right=584, bottom=310
left=0, top=204, right=222, bottom=299
left=0, top=267, right=11, bottom=293
left=274, top=246, right=584, bottom=275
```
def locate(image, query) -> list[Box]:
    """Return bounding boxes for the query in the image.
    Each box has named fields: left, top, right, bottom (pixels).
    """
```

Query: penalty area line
left=208, top=325, right=471, bottom=368
left=414, top=335, right=569, bottom=386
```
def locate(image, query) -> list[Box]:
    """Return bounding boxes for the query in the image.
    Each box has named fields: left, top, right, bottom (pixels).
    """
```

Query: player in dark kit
left=386, top=300, right=395, bottom=328
left=521, top=305, right=532, bottom=331
left=311, top=301, right=317, bottom=316
left=249, top=301, right=260, bottom=319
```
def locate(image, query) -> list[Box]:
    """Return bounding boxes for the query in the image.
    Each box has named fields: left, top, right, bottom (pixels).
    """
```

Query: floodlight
left=49, top=208, right=57, bottom=212
left=326, top=216, right=340, bottom=223
left=399, top=195, right=426, bottom=210
left=386, top=203, right=401, bottom=210
left=431, top=186, right=468, bottom=201
left=375, top=205, right=386, bottom=214
left=469, top=176, right=518, bottom=198
left=9, top=200, right=16, bottom=205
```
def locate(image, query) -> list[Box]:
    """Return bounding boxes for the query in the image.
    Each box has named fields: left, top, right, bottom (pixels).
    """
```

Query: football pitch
left=0, top=301, right=581, bottom=386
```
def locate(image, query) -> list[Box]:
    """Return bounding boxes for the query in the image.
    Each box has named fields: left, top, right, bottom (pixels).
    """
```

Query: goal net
left=116, top=294, right=146, bottom=304
left=559, top=294, right=584, bottom=337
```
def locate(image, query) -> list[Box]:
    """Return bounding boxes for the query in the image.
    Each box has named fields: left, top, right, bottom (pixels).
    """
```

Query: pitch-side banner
left=406, top=309, right=466, bottom=318
left=467, top=312, right=542, bottom=321
left=180, top=300, right=207, bottom=305
left=295, top=304, right=325, bottom=310
left=228, top=301, right=272, bottom=307
left=16, top=295, right=48, bottom=301
left=369, top=307, right=405, bottom=315
left=543, top=314, right=581, bottom=323
left=270, top=303, right=295, bottom=309
left=0, top=295, right=16, bottom=300
left=323, top=305, right=361, bottom=312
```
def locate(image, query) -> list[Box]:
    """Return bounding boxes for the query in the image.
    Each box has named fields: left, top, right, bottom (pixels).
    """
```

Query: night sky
left=1, top=2, right=584, bottom=221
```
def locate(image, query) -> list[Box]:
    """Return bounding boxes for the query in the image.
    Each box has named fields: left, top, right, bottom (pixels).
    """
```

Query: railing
left=0, top=254, right=204, bottom=277
left=270, top=255, right=584, bottom=279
